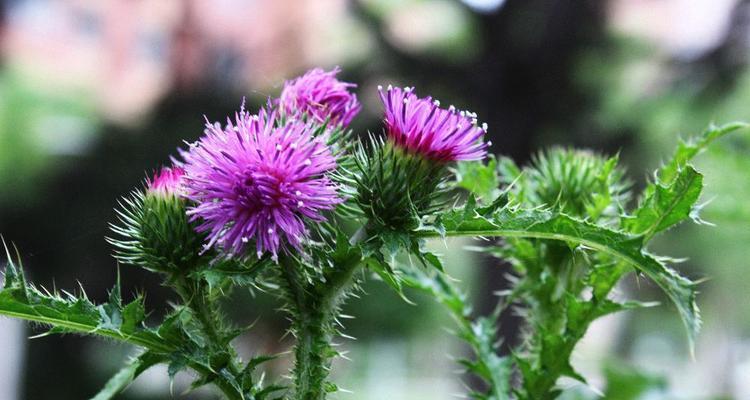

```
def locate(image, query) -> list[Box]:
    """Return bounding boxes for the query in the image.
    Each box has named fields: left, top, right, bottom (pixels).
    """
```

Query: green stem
left=172, top=274, right=226, bottom=348
left=526, top=256, right=628, bottom=399
left=173, top=274, right=244, bottom=398
left=280, top=257, right=327, bottom=400
left=526, top=301, right=606, bottom=399
left=282, top=227, right=366, bottom=400
left=189, top=362, right=244, bottom=400
left=293, top=305, right=333, bottom=400
left=192, top=286, right=222, bottom=346
left=419, top=226, right=639, bottom=399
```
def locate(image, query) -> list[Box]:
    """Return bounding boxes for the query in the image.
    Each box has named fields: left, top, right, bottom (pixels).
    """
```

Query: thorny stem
left=172, top=274, right=244, bottom=399
left=282, top=226, right=367, bottom=400
left=420, top=229, right=634, bottom=398
left=527, top=261, right=629, bottom=399
left=281, top=256, right=328, bottom=400
left=191, top=363, right=244, bottom=400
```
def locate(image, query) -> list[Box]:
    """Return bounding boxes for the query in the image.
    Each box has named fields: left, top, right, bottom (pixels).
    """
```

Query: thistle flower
left=183, top=106, right=341, bottom=259
left=378, top=85, right=488, bottom=162
left=279, top=67, right=361, bottom=127
left=147, top=166, right=185, bottom=197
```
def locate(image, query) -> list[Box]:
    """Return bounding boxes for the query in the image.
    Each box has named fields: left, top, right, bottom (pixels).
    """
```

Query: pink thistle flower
left=279, top=67, right=361, bottom=127
left=147, top=166, right=185, bottom=197
left=378, top=85, right=488, bottom=162
left=182, top=105, right=341, bottom=259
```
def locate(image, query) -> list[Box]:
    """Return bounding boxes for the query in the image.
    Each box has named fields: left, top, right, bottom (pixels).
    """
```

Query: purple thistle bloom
left=147, top=166, right=185, bottom=197
left=378, top=85, right=488, bottom=162
left=183, top=105, right=341, bottom=259
left=279, top=67, right=361, bottom=127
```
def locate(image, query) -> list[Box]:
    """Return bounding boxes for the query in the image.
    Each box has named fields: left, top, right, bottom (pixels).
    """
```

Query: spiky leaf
left=0, top=252, right=177, bottom=354
left=658, top=122, right=747, bottom=184
left=404, top=269, right=512, bottom=400
left=626, top=165, right=703, bottom=239
left=454, top=156, right=500, bottom=202
left=90, top=351, right=165, bottom=400
left=417, top=205, right=701, bottom=351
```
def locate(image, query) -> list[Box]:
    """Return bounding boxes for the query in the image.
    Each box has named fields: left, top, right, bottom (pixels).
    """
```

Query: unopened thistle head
left=109, top=166, right=204, bottom=273
left=378, top=85, right=488, bottom=163
left=520, top=148, right=631, bottom=221
left=279, top=67, right=361, bottom=127
left=183, top=106, right=341, bottom=259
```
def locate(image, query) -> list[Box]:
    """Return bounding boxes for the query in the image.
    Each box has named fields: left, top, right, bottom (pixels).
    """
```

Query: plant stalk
left=282, top=227, right=366, bottom=400
left=173, top=274, right=244, bottom=399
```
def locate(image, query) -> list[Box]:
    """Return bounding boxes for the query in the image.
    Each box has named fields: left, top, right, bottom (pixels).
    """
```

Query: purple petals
left=279, top=67, right=361, bottom=127
left=182, top=105, right=341, bottom=259
left=378, top=86, right=488, bottom=162
left=147, top=166, right=185, bottom=197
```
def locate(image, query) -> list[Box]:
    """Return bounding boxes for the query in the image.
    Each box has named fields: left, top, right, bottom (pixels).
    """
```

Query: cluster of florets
left=378, top=85, right=488, bottom=162
left=114, top=67, right=490, bottom=264
left=278, top=67, right=361, bottom=127
left=182, top=106, right=342, bottom=259
left=147, top=166, right=185, bottom=197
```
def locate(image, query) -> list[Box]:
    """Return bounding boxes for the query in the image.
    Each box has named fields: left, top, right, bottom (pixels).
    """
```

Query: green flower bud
left=108, top=167, right=205, bottom=273
left=354, top=137, right=448, bottom=230
left=514, top=148, right=631, bottom=222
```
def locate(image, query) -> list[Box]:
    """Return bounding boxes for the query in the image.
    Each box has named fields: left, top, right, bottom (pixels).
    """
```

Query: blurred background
left=0, top=0, right=749, bottom=399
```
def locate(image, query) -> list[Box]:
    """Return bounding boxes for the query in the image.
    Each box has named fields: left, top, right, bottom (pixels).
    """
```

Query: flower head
left=379, top=85, right=488, bottom=162
left=183, top=106, right=341, bottom=259
left=147, top=166, right=185, bottom=197
left=110, top=166, right=202, bottom=273
left=279, top=67, right=361, bottom=127
left=523, top=148, right=631, bottom=220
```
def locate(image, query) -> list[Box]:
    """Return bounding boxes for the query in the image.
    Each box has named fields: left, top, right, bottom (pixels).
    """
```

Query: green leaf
left=0, top=249, right=177, bottom=354
left=626, top=122, right=747, bottom=240
left=626, top=166, right=703, bottom=239
left=420, top=251, right=444, bottom=272
left=121, top=297, right=147, bottom=333
left=1, top=245, right=264, bottom=400
left=602, top=361, right=667, bottom=400
left=190, top=256, right=272, bottom=292
left=658, top=122, right=747, bottom=184
left=585, top=154, right=624, bottom=221
left=454, top=156, right=500, bottom=202
left=90, top=352, right=165, bottom=400
left=330, top=230, right=363, bottom=267
left=404, top=269, right=512, bottom=400
left=416, top=205, right=701, bottom=352
left=364, top=256, right=412, bottom=304
left=241, top=354, right=283, bottom=395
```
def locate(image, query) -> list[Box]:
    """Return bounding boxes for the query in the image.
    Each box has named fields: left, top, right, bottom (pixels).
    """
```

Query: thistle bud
left=518, top=148, right=631, bottom=222
left=378, top=86, right=487, bottom=163
left=109, top=167, right=205, bottom=273
left=354, top=138, right=446, bottom=229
